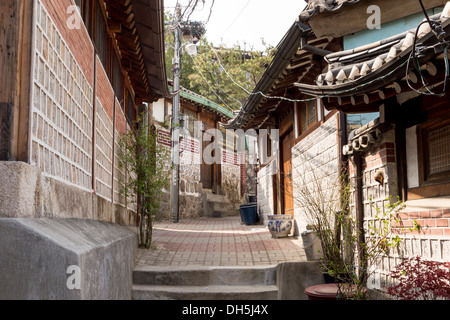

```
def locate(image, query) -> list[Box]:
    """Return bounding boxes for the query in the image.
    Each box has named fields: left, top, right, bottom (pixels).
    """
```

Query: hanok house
left=227, top=0, right=450, bottom=297
left=225, top=16, right=344, bottom=236
left=295, top=0, right=450, bottom=296
left=152, top=85, right=244, bottom=220
left=0, top=0, right=168, bottom=299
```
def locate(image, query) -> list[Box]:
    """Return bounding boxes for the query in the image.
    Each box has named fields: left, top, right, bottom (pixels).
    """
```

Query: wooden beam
left=0, top=0, right=33, bottom=161
left=108, top=18, right=122, bottom=33
left=308, top=0, right=447, bottom=38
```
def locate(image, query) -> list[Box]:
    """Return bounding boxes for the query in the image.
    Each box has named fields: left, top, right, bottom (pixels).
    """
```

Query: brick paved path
left=135, top=216, right=307, bottom=267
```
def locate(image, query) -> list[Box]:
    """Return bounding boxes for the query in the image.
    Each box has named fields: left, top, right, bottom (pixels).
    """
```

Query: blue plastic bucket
left=239, top=203, right=258, bottom=225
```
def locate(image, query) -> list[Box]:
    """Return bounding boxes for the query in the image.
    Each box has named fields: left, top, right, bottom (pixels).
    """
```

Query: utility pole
left=170, top=4, right=182, bottom=223
left=169, top=5, right=206, bottom=224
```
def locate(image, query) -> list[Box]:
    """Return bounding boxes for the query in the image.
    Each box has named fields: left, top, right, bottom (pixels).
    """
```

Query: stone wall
left=154, top=127, right=242, bottom=220
left=0, top=217, right=136, bottom=300
left=257, top=157, right=278, bottom=223
left=155, top=128, right=203, bottom=220
left=222, top=150, right=241, bottom=206
left=291, top=114, right=340, bottom=234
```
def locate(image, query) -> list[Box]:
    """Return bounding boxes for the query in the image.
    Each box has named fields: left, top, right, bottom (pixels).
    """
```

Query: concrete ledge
left=0, top=161, right=136, bottom=225
left=0, top=218, right=137, bottom=300
left=276, top=261, right=325, bottom=300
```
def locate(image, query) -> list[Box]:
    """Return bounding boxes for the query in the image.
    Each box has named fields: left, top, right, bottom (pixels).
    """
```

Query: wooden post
left=0, top=0, right=34, bottom=161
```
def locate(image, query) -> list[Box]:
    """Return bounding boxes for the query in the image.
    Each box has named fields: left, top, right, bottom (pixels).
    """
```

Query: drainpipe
left=337, top=112, right=348, bottom=247
left=300, top=37, right=333, bottom=57
left=352, top=151, right=366, bottom=275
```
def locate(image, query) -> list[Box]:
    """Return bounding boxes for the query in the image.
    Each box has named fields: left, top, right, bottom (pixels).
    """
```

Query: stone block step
left=205, top=193, right=227, bottom=203
left=132, top=284, right=279, bottom=300
left=211, top=201, right=235, bottom=212
left=133, top=266, right=277, bottom=286
left=213, top=211, right=240, bottom=218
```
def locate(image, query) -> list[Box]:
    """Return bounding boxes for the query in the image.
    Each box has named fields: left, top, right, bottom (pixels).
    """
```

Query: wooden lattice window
left=299, top=100, right=318, bottom=135
left=419, top=119, right=450, bottom=185
left=426, top=123, right=450, bottom=176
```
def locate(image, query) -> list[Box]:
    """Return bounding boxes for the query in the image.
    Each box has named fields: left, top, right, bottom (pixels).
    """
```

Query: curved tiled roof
left=300, top=0, right=363, bottom=22
left=295, top=2, right=450, bottom=103
left=224, top=21, right=338, bottom=130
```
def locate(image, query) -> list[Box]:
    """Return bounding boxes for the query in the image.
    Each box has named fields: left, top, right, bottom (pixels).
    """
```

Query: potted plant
left=324, top=197, right=407, bottom=299
left=295, top=158, right=409, bottom=299
left=294, top=164, right=350, bottom=282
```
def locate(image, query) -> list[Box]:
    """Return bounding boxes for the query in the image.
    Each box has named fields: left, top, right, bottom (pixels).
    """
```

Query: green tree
left=186, top=40, right=275, bottom=110
left=165, top=12, right=275, bottom=110
left=117, top=116, right=171, bottom=249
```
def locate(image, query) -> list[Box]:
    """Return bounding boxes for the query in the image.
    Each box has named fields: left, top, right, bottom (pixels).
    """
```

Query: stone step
left=132, top=284, right=279, bottom=300
left=213, top=211, right=240, bottom=218
left=205, top=193, right=227, bottom=203
left=133, top=266, right=277, bottom=286
left=132, top=266, right=278, bottom=300
left=211, top=201, right=235, bottom=212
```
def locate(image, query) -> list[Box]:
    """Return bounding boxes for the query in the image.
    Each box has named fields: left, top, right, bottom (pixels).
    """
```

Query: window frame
left=417, top=116, right=450, bottom=186
left=297, top=98, right=320, bottom=137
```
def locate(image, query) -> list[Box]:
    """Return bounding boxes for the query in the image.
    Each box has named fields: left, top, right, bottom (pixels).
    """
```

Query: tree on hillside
left=165, top=13, right=275, bottom=110
left=186, top=40, right=275, bottom=110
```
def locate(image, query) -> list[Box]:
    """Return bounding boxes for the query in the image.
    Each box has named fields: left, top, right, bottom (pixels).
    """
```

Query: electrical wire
left=170, top=0, right=449, bottom=127
left=405, top=5, right=449, bottom=96
left=219, top=0, right=252, bottom=39
left=205, top=55, right=244, bottom=109
left=187, top=53, right=236, bottom=111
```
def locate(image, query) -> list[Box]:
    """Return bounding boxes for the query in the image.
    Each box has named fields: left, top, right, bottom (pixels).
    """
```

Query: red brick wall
left=350, top=139, right=450, bottom=237
left=96, top=58, right=115, bottom=122
left=394, top=209, right=450, bottom=236
left=115, top=100, right=127, bottom=135
left=41, top=0, right=94, bottom=84
left=362, top=142, right=396, bottom=170
left=349, top=142, right=396, bottom=175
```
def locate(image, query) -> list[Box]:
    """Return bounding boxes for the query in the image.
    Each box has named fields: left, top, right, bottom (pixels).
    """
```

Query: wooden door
left=281, top=129, right=294, bottom=216
left=201, top=131, right=213, bottom=189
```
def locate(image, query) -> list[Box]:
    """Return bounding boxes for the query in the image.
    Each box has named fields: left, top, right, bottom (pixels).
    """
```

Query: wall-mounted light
left=374, top=170, right=384, bottom=184
left=185, top=43, right=198, bottom=57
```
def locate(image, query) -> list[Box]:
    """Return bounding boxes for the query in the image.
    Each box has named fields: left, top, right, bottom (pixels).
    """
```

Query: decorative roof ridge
left=310, top=5, right=450, bottom=88
left=300, top=0, right=364, bottom=22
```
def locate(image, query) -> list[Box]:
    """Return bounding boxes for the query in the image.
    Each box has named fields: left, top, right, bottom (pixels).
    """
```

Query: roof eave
left=224, top=22, right=312, bottom=130
left=131, top=0, right=169, bottom=101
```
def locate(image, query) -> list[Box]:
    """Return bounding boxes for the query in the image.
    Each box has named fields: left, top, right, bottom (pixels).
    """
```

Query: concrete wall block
left=0, top=162, right=139, bottom=224
left=0, top=162, right=40, bottom=218
left=276, top=262, right=324, bottom=300
left=0, top=218, right=137, bottom=300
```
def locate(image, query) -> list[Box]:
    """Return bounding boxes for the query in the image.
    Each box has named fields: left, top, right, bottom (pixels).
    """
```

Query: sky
left=164, top=0, right=307, bottom=51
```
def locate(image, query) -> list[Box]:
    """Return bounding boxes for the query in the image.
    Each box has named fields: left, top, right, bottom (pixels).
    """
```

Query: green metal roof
left=169, top=85, right=234, bottom=119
